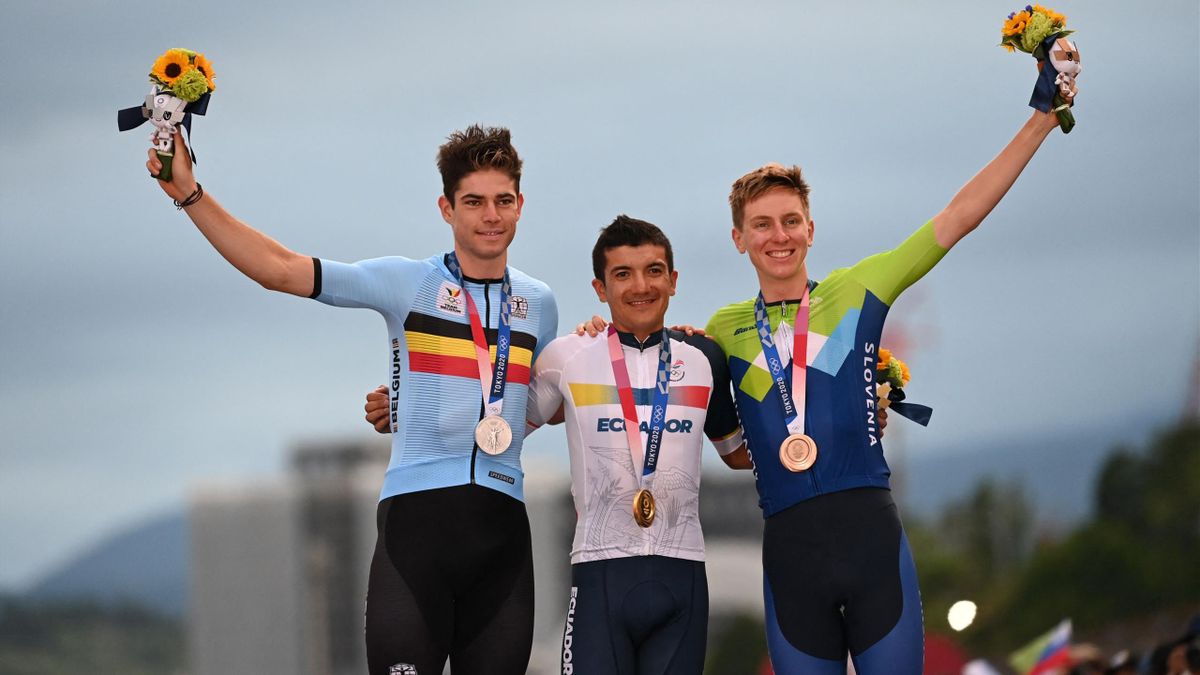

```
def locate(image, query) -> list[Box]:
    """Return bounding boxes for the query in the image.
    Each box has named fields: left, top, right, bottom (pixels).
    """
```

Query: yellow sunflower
left=1002, top=42, right=1016, bottom=52
left=1031, top=5, right=1067, bottom=25
left=151, top=48, right=193, bottom=86
left=192, top=52, right=217, bottom=92
left=900, top=362, right=911, bottom=385
left=877, top=348, right=893, bottom=369
left=1002, top=10, right=1031, bottom=37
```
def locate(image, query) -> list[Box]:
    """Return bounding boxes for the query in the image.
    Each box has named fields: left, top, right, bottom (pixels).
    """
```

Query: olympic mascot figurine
left=1048, top=37, right=1081, bottom=101
left=118, top=49, right=215, bottom=181
left=999, top=5, right=1080, bottom=133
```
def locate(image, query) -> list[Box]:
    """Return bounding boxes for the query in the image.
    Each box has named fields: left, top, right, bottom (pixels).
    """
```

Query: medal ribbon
left=606, top=326, right=672, bottom=483
left=753, top=284, right=810, bottom=436
left=446, top=253, right=512, bottom=418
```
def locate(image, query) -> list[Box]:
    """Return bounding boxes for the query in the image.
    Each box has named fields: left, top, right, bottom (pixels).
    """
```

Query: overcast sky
left=1, top=0, right=1197, bottom=589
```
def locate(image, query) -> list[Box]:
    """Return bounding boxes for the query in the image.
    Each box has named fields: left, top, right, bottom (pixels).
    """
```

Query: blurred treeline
left=0, top=600, right=183, bottom=674
left=703, top=420, right=1200, bottom=672
left=912, top=421, right=1200, bottom=658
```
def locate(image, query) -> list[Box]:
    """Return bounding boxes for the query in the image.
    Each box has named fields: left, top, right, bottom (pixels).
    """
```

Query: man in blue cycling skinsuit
left=704, top=102, right=1077, bottom=673
left=144, top=125, right=557, bottom=674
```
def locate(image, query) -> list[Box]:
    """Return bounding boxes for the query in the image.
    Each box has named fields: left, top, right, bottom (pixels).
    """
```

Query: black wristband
left=174, top=183, right=204, bottom=210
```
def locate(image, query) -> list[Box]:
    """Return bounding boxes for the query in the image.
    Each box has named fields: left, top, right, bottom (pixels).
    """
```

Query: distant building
left=189, top=440, right=763, bottom=675
left=189, top=439, right=383, bottom=675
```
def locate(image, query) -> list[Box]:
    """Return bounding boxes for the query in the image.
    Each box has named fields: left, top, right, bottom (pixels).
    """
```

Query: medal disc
left=474, top=415, right=512, bottom=455
left=632, top=489, right=656, bottom=528
left=779, top=433, right=818, bottom=472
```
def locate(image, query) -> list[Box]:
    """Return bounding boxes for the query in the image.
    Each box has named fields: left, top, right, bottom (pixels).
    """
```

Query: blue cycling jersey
left=312, top=252, right=557, bottom=502
left=705, top=222, right=946, bottom=516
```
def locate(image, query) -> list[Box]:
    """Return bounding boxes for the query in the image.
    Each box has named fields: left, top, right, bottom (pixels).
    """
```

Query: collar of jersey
left=762, top=278, right=820, bottom=307
left=441, top=252, right=505, bottom=284
left=615, top=329, right=664, bottom=351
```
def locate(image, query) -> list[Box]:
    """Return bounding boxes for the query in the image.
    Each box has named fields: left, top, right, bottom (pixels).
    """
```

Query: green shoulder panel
left=841, top=220, right=947, bottom=307
left=705, top=299, right=755, bottom=358
left=705, top=300, right=783, bottom=401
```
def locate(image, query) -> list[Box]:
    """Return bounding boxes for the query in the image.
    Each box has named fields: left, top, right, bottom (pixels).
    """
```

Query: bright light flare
left=947, top=600, right=977, bottom=631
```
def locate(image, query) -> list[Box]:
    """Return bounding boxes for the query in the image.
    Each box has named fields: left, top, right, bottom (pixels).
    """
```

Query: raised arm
left=931, top=108, right=1063, bottom=250
left=147, top=131, right=314, bottom=297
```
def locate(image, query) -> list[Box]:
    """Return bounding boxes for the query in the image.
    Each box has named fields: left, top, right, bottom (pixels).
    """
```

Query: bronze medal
left=474, top=415, right=512, bottom=455
left=632, top=489, right=656, bottom=528
left=779, top=433, right=818, bottom=472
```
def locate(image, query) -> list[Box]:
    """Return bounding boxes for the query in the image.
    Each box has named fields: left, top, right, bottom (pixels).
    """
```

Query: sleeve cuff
left=710, top=427, right=744, bottom=457
left=307, top=257, right=322, bottom=299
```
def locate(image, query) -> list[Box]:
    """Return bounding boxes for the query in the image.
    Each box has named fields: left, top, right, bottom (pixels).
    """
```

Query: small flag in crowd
left=1010, top=618, right=1073, bottom=675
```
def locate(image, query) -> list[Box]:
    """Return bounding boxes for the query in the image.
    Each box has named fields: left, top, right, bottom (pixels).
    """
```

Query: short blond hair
left=728, top=163, right=811, bottom=229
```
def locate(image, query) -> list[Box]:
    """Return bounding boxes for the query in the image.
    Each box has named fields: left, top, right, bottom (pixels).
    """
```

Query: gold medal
left=632, top=489, right=656, bottom=528
left=474, top=415, right=512, bottom=455
left=779, top=433, right=818, bottom=472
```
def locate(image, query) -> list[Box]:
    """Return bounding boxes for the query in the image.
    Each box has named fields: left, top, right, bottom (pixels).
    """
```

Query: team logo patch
left=389, top=664, right=418, bottom=674
left=436, top=281, right=464, bottom=316
left=509, top=295, right=529, bottom=319
left=670, top=359, right=685, bottom=382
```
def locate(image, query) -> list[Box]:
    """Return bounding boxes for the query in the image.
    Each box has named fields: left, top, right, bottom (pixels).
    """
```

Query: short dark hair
left=436, top=125, right=523, bottom=204
left=591, top=215, right=674, bottom=281
left=729, top=163, right=812, bottom=229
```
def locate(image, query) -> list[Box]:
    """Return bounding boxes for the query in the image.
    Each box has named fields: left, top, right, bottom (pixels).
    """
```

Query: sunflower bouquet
left=999, top=5, right=1080, bottom=133
left=876, top=349, right=932, bottom=427
left=118, top=48, right=216, bottom=181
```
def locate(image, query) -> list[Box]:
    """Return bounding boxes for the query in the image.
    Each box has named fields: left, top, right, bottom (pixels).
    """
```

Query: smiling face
left=592, top=244, right=677, bottom=339
left=731, top=187, right=815, bottom=300
left=438, top=169, right=523, bottom=277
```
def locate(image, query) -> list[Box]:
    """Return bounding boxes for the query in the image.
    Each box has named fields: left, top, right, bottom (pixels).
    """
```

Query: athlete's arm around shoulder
left=526, top=332, right=588, bottom=428
left=147, top=132, right=314, bottom=297
left=931, top=109, right=1063, bottom=250
left=681, top=330, right=753, bottom=471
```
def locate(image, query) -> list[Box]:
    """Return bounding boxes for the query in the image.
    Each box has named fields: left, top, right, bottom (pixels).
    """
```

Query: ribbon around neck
left=606, top=326, right=672, bottom=485
left=445, top=252, right=512, bottom=419
left=754, top=283, right=811, bottom=437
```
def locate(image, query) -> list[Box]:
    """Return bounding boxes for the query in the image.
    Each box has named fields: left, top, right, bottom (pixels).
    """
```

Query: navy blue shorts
left=762, top=488, right=924, bottom=674
left=562, top=555, right=708, bottom=674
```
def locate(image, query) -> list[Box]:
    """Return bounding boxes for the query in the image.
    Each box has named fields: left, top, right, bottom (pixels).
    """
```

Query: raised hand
left=146, top=130, right=196, bottom=201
